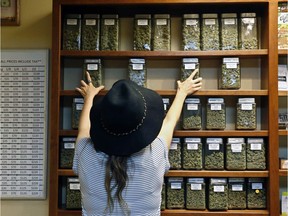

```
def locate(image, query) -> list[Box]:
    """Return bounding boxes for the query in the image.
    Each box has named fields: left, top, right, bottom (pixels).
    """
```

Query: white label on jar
left=132, top=64, right=144, bottom=70
left=205, top=19, right=216, bottom=25
left=170, top=143, right=178, bottom=150
left=184, top=63, right=196, bottom=70
left=187, top=104, right=198, bottom=110
left=209, top=143, right=220, bottom=150
left=156, top=19, right=167, bottom=25
left=67, top=19, right=77, bottom=25
left=70, top=183, right=80, bottom=190
left=232, top=185, right=243, bottom=191
left=283, top=161, right=288, bottom=169
left=137, top=19, right=148, bottom=26
left=241, top=104, right=253, bottom=110
left=186, top=19, right=197, bottom=26
left=214, top=185, right=224, bottom=192
left=211, top=104, right=222, bottom=110
left=76, top=104, right=83, bottom=111
left=191, top=183, right=202, bottom=190
left=87, top=64, right=98, bottom=71
left=252, top=183, right=263, bottom=190
left=242, top=18, right=255, bottom=24
left=64, top=142, right=75, bottom=149
left=171, top=182, right=182, bottom=189
left=104, top=19, right=115, bottom=25
left=225, top=62, right=238, bottom=69
left=231, top=144, right=242, bottom=152
left=187, top=143, right=198, bottom=150
left=224, top=18, right=236, bottom=25
left=85, top=19, right=96, bottom=26
left=250, top=143, right=262, bottom=150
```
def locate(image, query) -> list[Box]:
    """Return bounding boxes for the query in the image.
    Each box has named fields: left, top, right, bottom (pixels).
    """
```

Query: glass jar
left=201, top=13, right=220, bottom=50
left=66, top=177, right=81, bottom=209
left=247, top=178, right=266, bottom=209
left=204, top=138, right=224, bottom=170
left=166, top=177, right=185, bottom=209
left=181, top=58, right=200, bottom=81
left=128, top=58, right=147, bottom=87
left=133, top=14, right=152, bottom=51
left=246, top=138, right=266, bottom=170
left=182, top=14, right=201, bottom=51
left=186, top=178, right=206, bottom=210
left=182, top=98, right=201, bottom=130
left=225, top=138, right=246, bottom=170
left=168, top=138, right=182, bottom=169
left=220, top=13, right=238, bottom=50
left=72, top=98, right=84, bottom=129
left=83, top=59, right=103, bottom=87
left=62, top=14, right=81, bottom=50
left=81, top=14, right=100, bottom=50
left=219, top=57, right=241, bottom=89
left=182, top=138, right=203, bottom=170
left=208, top=178, right=228, bottom=210
left=60, top=137, right=76, bottom=169
left=206, top=98, right=226, bottom=130
left=228, top=178, right=246, bottom=209
left=100, top=14, right=119, bottom=50
left=239, top=13, right=258, bottom=49
left=236, top=98, right=256, bottom=129
left=152, top=14, right=171, bottom=51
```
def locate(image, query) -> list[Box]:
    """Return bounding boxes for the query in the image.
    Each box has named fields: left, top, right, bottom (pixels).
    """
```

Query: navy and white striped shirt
left=73, top=137, right=170, bottom=216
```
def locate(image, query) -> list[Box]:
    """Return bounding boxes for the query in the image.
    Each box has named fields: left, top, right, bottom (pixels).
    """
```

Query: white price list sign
left=0, top=49, right=49, bottom=199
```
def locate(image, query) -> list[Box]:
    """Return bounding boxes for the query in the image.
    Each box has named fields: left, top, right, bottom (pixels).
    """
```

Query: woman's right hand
left=177, top=68, right=202, bottom=96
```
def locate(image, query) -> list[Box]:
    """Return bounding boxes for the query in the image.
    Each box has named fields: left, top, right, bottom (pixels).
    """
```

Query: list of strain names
left=0, top=50, right=48, bottom=199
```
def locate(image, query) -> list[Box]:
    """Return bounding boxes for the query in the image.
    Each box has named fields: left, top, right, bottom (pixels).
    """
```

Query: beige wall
left=1, top=0, right=52, bottom=216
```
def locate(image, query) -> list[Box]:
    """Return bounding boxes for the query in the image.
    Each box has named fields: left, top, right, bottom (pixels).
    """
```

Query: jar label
left=184, top=63, right=196, bottom=70
left=104, top=19, right=115, bottom=25
left=241, top=104, right=253, bottom=110
left=85, top=19, right=97, bottom=26
left=232, top=185, right=243, bottom=191
left=231, top=143, right=242, bottom=152
left=187, top=103, right=198, bottom=110
left=132, top=64, right=144, bottom=70
left=64, top=142, right=75, bottom=149
left=225, top=62, right=238, bottom=69
left=186, top=19, right=197, bottom=26
left=252, top=183, right=263, bottom=190
left=156, top=19, right=167, bottom=25
left=209, top=143, right=220, bottom=150
left=211, top=104, right=222, bottom=110
left=76, top=104, right=83, bottom=111
left=87, top=64, right=98, bottom=71
left=171, top=182, right=182, bottom=189
left=191, top=183, right=202, bottom=190
left=250, top=143, right=262, bottom=150
left=205, top=19, right=216, bottom=25
left=187, top=143, right=198, bottom=150
left=170, top=143, right=178, bottom=150
left=67, top=19, right=78, bottom=25
left=242, top=18, right=255, bottom=24
left=137, top=19, right=148, bottom=26
left=224, top=18, right=236, bottom=25
left=70, top=183, right=80, bottom=190
left=214, top=185, right=224, bottom=192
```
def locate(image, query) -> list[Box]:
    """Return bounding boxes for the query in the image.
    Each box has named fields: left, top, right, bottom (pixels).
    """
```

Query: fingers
left=86, top=71, right=92, bottom=84
left=188, top=68, right=199, bottom=80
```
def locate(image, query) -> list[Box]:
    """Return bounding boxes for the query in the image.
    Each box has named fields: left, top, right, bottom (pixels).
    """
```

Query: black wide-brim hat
left=90, top=79, right=164, bottom=156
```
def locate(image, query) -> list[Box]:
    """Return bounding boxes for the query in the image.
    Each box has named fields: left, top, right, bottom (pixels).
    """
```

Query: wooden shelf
left=278, top=49, right=288, bottom=56
left=279, top=90, right=288, bottom=96
left=279, top=130, right=288, bottom=136
left=279, top=169, right=288, bottom=176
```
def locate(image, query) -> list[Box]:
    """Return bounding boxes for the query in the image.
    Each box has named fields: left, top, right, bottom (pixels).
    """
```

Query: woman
left=73, top=69, right=202, bottom=216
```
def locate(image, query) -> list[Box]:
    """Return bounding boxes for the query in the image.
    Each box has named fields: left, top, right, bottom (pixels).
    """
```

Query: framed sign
left=1, top=0, right=20, bottom=26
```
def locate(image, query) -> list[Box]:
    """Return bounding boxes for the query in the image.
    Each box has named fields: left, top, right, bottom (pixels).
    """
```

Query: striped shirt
left=73, top=137, right=170, bottom=216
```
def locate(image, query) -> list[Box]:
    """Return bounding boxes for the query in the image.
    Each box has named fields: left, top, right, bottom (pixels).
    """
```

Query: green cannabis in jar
left=182, top=14, right=201, bottom=50
left=133, top=14, right=151, bottom=51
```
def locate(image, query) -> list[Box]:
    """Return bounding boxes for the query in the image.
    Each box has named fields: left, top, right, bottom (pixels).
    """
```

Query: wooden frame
left=1, top=0, right=20, bottom=26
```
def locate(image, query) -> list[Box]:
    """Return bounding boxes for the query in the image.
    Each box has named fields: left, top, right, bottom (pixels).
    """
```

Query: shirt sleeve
left=72, top=137, right=91, bottom=175
left=157, top=136, right=170, bottom=174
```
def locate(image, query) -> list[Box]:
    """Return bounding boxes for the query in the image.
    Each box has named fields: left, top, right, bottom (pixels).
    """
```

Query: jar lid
left=135, top=14, right=151, bottom=19
left=65, top=14, right=81, bottom=19
left=221, top=13, right=237, bottom=18
left=83, top=14, right=100, bottom=19
left=129, top=58, right=145, bottom=64
left=240, top=13, right=256, bottom=17
left=202, top=13, right=218, bottom=19
left=84, top=59, right=101, bottom=64
left=102, top=14, right=119, bottom=19
left=154, top=14, right=170, bottom=19
left=183, top=14, right=199, bottom=19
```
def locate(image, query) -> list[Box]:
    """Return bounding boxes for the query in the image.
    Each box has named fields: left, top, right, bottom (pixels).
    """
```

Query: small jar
left=166, top=177, right=185, bottom=209
left=72, top=98, right=84, bottom=129
left=133, top=14, right=152, bottom=51
left=182, top=14, right=201, bottom=51
left=100, top=14, right=119, bottom=50
left=225, top=138, right=246, bottom=170
left=181, top=58, right=200, bottom=81
left=83, top=59, right=103, bottom=87
left=219, top=57, right=241, bottom=89
left=60, top=137, right=76, bottom=169
left=162, top=98, right=170, bottom=115
left=239, top=13, right=258, bottom=49
left=168, top=138, right=182, bottom=169
left=220, top=13, right=238, bottom=50
left=186, top=178, right=206, bottom=210
left=66, top=177, right=81, bottom=209
left=201, top=13, right=220, bottom=50
left=206, top=98, right=226, bottom=130
left=236, top=98, right=256, bottom=130
left=182, top=138, right=203, bottom=170
left=62, top=14, right=81, bottom=50
left=161, top=181, right=166, bottom=210
left=182, top=98, right=201, bottom=130
left=204, top=138, right=224, bottom=170
left=128, top=58, right=147, bottom=87
left=208, top=178, right=228, bottom=210
left=246, top=138, right=266, bottom=170
left=247, top=178, right=266, bottom=209
left=152, top=14, right=171, bottom=51
left=228, top=178, right=246, bottom=209
left=81, top=14, right=100, bottom=50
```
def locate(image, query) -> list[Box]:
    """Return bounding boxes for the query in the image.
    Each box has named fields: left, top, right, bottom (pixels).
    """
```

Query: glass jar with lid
left=60, top=137, right=76, bottom=169
left=204, top=138, right=224, bottom=170
left=186, top=178, right=206, bottom=210
left=152, top=14, right=171, bottom=51
left=168, top=138, right=182, bottom=169
left=81, top=14, right=100, bottom=50
left=133, top=14, right=152, bottom=51
left=201, top=13, right=220, bottom=50
left=66, top=177, right=81, bottom=209
left=208, top=178, right=228, bottom=210
left=181, top=58, right=200, bottom=81
left=246, top=138, right=266, bottom=170
left=225, top=138, right=246, bottom=170
left=83, top=59, right=103, bottom=87
left=128, top=58, right=147, bottom=87
left=72, top=98, right=84, bottom=129
left=228, top=178, right=246, bottom=209
left=236, top=98, right=256, bottom=129
left=182, top=98, right=201, bottom=130
left=219, top=57, right=241, bottom=89
left=100, top=14, right=119, bottom=50
left=220, top=13, right=238, bottom=50
left=247, top=178, right=266, bottom=209
left=62, top=14, right=81, bottom=50
left=239, top=13, right=258, bottom=49
left=166, top=177, right=185, bottom=209
left=182, top=14, right=200, bottom=51
left=206, top=98, right=226, bottom=130
left=182, top=138, right=203, bottom=170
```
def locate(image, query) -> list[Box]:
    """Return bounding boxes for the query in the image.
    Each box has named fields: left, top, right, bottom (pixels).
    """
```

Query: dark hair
left=104, top=155, right=130, bottom=216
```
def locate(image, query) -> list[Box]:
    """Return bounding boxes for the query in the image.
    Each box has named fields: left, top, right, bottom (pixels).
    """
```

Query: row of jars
left=169, top=137, right=266, bottom=170
left=161, top=177, right=266, bottom=210
left=62, top=12, right=258, bottom=51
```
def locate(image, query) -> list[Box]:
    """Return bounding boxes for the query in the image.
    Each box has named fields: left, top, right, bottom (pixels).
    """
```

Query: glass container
left=60, top=137, right=76, bottom=169
left=133, top=14, right=152, bottom=51
left=182, top=98, right=201, bottom=130
left=181, top=58, right=200, bottom=81
left=152, top=14, right=171, bottom=51
left=225, top=138, right=246, bottom=170
left=168, top=138, right=182, bottom=169
left=246, top=138, right=266, bottom=170
left=128, top=58, right=147, bottom=87
left=201, top=13, right=220, bottom=50
left=228, top=178, right=246, bottom=209
left=66, top=177, right=81, bottom=209
left=247, top=178, right=266, bottom=209
left=72, top=98, right=84, bottom=129
left=182, top=14, right=200, bottom=50
left=204, top=138, right=224, bottom=170
left=81, top=14, right=100, bottom=50
left=219, top=57, right=241, bottom=89
left=166, top=177, right=185, bottom=209
left=62, top=14, right=81, bottom=50
left=239, top=13, right=258, bottom=49
left=186, top=178, right=206, bottom=210
left=83, top=59, right=103, bottom=87
left=182, top=138, right=203, bottom=170
left=236, top=98, right=256, bottom=129
left=208, top=178, right=228, bottom=210
left=100, top=14, right=119, bottom=50
left=206, top=98, right=226, bottom=130
left=220, top=13, right=238, bottom=50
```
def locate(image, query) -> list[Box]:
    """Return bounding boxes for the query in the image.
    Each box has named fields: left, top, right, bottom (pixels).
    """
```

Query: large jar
left=168, top=138, right=182, bottom=169
left=239, top=13, right=258, bottom=49
left=228, top=178, right=246, bottom=209
left=219, top=57, right=241, bottom=89
left=152, top=14, right=171, bottom=51
left=66, top=177, right=81, bottom=209
left=246, top=138, right=266, bottom=170
left=208, top=178, right=228, bottom=210
left=128, top=58, right=147, bottom=87
left=62, top=14, right=81, bottom=50
left=247, top=178, right=266, bottom=209
left=181, top=58, right=200, bottom=81
left=81, top=14, right=100, bottom=50
left=100, top=14, right=119, bottom=50
left=186, top=178, right=206, bottom=210
left=206, top=98, right=226, bottom=130
left=182, top=98, right=201, bottom=130
left=83, top=59, right=103, bottom=87
left=201, top=13, right=220, bottom=50
left=182, top=14, right=201, bottom=51
left=133, top=14, right=152, bottom=51
left=204, top=138, right=224, bottom=170
left=182, top=138, right=203, bottom=170
left=225, top=138, right=246, bottom=170
left=236, top=98, right=256, bottom=129
left=166, top=177, right=185, bottom=209
left=220, top=13, right=238, bottom=50
left=60, top=137, right=76, bottom=169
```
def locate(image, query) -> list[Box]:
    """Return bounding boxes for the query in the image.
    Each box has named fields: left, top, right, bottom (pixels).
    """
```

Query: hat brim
left=90, top=81, right=164, bottom=156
